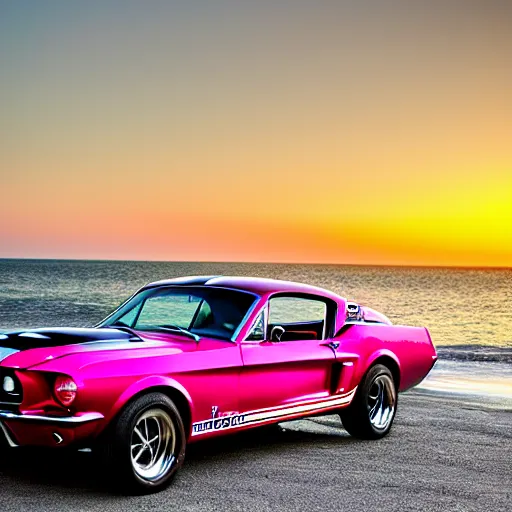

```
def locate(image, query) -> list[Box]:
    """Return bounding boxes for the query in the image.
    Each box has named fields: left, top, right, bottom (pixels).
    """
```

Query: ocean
left=0, top=259, right=511, bottom=351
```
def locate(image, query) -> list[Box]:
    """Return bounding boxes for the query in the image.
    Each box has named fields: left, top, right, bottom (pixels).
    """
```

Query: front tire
left=340, top=364, right=397, bottom=439
left=99, top=392, right=186, bottom=494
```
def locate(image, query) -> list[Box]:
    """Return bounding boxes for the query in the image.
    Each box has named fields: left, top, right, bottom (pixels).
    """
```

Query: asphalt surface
left=0, top=392, right=511, bottom=512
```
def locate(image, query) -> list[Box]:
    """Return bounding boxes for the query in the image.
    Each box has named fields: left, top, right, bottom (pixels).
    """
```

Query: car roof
left=141, top=275, right=342, bottom=300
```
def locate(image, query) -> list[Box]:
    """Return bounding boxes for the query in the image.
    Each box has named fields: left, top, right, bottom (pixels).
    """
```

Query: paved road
left=0, top=392, right=510, bottom=512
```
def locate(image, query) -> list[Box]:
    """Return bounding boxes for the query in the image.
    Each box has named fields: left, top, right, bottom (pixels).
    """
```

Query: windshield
left=98, top=286, right=258, bottom=341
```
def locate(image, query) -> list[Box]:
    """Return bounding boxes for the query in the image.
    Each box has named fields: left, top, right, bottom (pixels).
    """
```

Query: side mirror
left=270, top=325, right=285, bottom=342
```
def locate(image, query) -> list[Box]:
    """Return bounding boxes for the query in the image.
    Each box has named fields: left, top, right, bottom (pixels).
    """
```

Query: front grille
left=0, top=369, right=23, bottom=406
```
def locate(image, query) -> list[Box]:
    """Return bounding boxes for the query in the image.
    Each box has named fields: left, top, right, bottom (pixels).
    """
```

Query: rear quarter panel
left=335, top=324, right=437, bottom=392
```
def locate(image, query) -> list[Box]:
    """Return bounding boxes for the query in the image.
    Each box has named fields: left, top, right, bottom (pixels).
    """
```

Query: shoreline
left=435, top=345, right=512, bottom=363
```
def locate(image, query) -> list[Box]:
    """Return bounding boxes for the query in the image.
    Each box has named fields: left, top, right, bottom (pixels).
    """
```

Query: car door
left=239, top=294, right=337, bottom=417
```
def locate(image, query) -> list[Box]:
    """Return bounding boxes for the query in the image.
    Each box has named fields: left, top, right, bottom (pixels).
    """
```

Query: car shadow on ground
left=186, top=418, right=351, bottom=461
left=0, top=418, right=353, bottom=495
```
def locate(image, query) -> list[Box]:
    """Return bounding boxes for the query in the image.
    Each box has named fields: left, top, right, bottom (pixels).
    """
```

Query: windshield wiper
left=103, top=322, right=199, bottom=342
left=156, top=325, right=200, bottom=342
left=102, top=324, right=144, bottom=342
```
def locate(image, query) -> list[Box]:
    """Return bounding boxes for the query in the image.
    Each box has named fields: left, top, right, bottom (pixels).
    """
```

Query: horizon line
left=0, top=256, right=510, bottom=271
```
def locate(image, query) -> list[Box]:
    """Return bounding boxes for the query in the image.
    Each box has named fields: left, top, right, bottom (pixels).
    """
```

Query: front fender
left=102, top=375, right=194, bottom=431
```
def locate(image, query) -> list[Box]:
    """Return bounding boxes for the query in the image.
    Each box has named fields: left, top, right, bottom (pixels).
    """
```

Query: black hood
left=0, top=327, right=136, bottom=351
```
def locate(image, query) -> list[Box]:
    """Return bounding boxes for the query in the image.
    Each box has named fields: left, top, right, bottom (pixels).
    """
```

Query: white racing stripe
left=191, top=388, right=357, bottom=436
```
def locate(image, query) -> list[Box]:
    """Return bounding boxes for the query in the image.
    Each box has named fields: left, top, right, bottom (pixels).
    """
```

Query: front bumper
left=0, top=410, right=104, bottom=448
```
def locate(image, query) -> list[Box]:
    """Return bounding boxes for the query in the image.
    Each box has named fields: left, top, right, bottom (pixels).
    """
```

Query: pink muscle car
left=0, top=276, right=436, bottom=493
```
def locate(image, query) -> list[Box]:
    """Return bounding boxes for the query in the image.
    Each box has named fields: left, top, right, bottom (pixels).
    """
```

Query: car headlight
left=3, top=376, right=15, bottom=393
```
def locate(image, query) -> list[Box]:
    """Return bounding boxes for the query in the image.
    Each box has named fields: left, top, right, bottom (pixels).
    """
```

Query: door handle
left=322, top=341, right=339, bottom=350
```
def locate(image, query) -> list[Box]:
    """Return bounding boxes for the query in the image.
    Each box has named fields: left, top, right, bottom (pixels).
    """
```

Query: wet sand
left=417, top=359, right=512, bottom=410
left=1, top=392, right=510, bottom=512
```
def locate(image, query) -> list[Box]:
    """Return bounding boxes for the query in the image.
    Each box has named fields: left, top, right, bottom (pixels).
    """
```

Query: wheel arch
left=142, top=385, right=192, bottom=439
left=367, top=352, right=401, bottom=391
left=102, top=376, right=194, bottom=439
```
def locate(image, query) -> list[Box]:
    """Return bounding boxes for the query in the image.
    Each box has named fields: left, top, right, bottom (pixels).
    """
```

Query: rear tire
left=340, top=364, right=397, bottom=439
left=98, top=392, right=186, bottom=494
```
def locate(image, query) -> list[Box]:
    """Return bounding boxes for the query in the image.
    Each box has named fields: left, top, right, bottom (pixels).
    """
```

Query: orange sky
left=1, top=1, right=511, bottom=267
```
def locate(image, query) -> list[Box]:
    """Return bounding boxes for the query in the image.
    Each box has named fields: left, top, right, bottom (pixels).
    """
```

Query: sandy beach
left=1, top=388, right=510, bottom=512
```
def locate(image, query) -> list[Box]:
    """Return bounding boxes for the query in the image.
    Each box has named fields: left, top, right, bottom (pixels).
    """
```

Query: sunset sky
left=1, top=1, right=511, bottom=267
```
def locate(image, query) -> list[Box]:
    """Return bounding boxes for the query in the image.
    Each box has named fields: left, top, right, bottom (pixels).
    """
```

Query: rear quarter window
left=269, top=297, right=326, bottom=324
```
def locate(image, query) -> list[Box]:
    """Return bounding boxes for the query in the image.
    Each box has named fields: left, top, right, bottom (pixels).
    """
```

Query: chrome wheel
left=367, top=374, right=396, bottom=431
left=131, top=408, right=176, bottom=482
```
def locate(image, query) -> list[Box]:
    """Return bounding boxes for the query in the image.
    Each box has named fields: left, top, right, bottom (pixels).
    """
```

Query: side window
left=135, top=294, right=201, bottom=329
left=245, top=311, right=265, bottom=341
left=268, top=297, right=327, bottom=341
left=269, top=297, right=326, bottom=324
